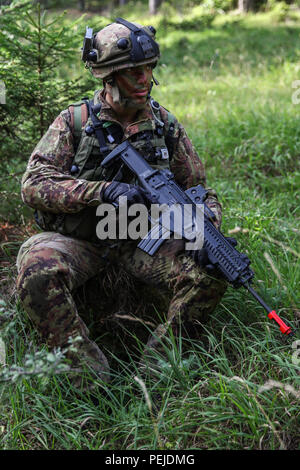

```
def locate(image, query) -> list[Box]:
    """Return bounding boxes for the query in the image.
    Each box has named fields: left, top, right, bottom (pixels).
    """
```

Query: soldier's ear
left=104, top=74, right=116, bottom=86
left=103, top=77, right=113, bottom=90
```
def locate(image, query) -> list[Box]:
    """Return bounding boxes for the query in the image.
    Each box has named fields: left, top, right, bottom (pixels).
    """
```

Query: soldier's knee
left=17, top=250, right=67, bottom=306
left=18, top=268, right=48, bottom=296
left=17, top=268, right=52, bottom=313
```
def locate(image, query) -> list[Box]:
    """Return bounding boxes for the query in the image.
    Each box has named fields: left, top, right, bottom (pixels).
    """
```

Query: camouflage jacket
left=21, top=89, right=222, bottom=227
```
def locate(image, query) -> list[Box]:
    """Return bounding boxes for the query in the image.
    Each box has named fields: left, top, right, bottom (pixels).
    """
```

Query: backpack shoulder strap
left=158, top=106, right=176, bottom=161
left=68, top=98, right=89, bottom=150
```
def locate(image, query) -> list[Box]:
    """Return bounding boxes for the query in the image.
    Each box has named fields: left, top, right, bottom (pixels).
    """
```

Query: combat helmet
left=81, top=17, right=160, bottom=80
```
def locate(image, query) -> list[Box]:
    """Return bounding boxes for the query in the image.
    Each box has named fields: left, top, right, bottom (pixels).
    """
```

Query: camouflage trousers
left=16, top=232, right=227, bottom=384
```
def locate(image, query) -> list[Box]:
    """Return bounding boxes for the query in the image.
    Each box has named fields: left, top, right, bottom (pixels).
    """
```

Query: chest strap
left=85, top=99, right=111, bottom=155
left=69, top=97, right=176, bottom=159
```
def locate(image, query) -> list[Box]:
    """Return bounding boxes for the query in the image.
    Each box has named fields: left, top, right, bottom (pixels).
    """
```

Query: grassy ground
left=0, top=9, right=299, bottom=450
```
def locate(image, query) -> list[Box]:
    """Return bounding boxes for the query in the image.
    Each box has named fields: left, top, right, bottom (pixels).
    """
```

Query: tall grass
left=0, top=10, right=299, bottom=450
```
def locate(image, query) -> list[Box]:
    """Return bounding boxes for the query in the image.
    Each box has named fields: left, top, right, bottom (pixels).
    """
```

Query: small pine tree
left=0, top=0, right=87, bottom=222
left=0, top=0, right=86, bottom=155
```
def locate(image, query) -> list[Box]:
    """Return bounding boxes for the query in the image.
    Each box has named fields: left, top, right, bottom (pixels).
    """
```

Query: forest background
left=0, top=0, right=299, bottom=451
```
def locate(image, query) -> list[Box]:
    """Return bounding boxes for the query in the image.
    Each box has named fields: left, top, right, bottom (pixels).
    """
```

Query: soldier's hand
left=188, top=236, right=238, bottom=271
left=100, top=181, right=149, bottom=207
left=188, top=246, right=214, bottom=271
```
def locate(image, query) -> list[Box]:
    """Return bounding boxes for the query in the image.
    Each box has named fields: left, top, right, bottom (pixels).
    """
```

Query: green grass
left=0, top=9, right=299, bottom=450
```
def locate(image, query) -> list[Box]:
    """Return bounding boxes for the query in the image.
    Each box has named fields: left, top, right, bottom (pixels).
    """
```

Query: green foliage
left=166, top=0, right=237, bottom=14
left=266, top=0, right=290, bottom=20
left=0, top=295, right=299, bottom=449
left=0, top=0, right=84, bottom=153
left=158, top=2, right=218, bottom=30
left=0, top=0, right=93, bottom=222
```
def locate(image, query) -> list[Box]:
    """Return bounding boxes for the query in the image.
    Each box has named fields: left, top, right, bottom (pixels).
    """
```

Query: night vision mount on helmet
left=81, top=17, right=160, bottom=80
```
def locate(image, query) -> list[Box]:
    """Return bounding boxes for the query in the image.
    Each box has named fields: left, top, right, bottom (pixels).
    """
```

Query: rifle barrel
left=245, top=284, right=293, bottom=336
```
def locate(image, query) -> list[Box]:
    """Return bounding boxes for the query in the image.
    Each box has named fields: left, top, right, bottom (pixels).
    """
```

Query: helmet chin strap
left=152, top=74, right=159, bottom=86
left=110, top=80, right=123, bottom=105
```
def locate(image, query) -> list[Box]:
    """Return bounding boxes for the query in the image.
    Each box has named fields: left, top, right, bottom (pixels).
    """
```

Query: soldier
left=16, top=19, right=227, bottom=389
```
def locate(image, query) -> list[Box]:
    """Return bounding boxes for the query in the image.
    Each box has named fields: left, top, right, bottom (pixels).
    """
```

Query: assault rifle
left=101, top=140, right=294, bottom=337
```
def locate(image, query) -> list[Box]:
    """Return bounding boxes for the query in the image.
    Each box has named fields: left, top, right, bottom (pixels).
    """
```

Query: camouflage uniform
left=16, top=20, right=227, bottom=385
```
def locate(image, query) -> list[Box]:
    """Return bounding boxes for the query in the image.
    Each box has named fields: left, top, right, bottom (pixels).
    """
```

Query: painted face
left=114, top=64, right=153, bottom=107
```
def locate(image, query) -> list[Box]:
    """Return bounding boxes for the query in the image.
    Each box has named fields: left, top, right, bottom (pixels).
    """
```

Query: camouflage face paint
left=114, top=65, right=153, bottom=109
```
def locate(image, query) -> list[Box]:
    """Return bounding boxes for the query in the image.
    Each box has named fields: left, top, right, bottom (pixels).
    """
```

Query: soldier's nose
left=137, top=72, right=148, bottom=84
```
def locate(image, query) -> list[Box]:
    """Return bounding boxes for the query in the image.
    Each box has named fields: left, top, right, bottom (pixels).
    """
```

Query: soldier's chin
left=126, top=95, right=148, bottom=109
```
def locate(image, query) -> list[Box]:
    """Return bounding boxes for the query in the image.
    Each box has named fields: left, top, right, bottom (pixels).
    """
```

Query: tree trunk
left=78, top=0, right=85, bottom=11
left=149, top=0, right=163, bottom=15
left=238, top=0, right=255, bottom=12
